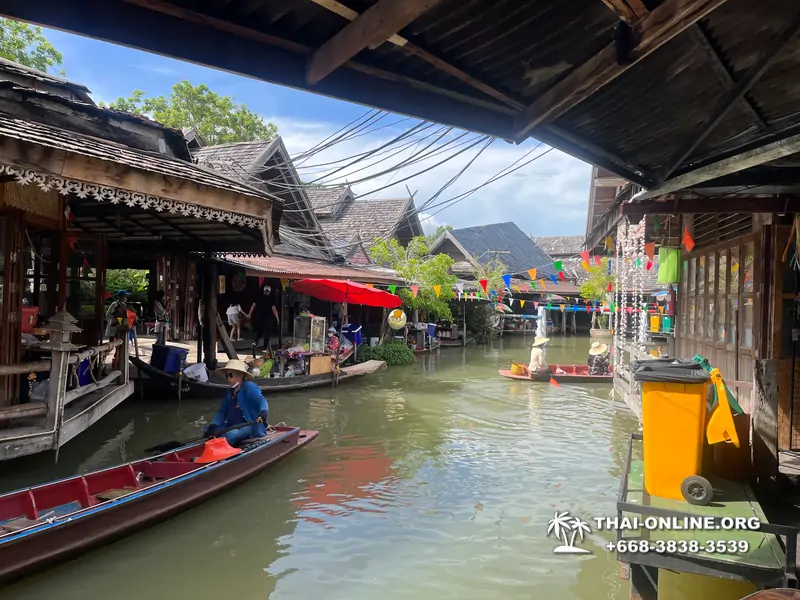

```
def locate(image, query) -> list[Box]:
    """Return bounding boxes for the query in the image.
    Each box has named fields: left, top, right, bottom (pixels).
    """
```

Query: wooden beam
left=657, top=14, right=800, bottom=184
left=600, top=0, right=648, bottom=25
left=516, top=0, right=732, bottom=138
left=621, top=195, right=800, bottom=216
left=635, top=131, right=800, bottom=199
left=307, top=0, right=443, bottom=85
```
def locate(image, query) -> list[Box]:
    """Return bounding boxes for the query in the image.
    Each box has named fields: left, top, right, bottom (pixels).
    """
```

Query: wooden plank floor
left=342, top=360, right=387, bottom=376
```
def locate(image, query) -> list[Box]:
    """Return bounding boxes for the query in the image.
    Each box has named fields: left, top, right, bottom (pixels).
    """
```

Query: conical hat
left=589, top=342, right=608, bottom=355
left=532, top=336, right=550, bottom=347
left=216, top=359, right=253, bottom=379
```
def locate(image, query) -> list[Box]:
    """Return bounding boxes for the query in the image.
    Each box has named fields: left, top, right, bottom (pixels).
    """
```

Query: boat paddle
left=144, top=420, right=259, bottom=454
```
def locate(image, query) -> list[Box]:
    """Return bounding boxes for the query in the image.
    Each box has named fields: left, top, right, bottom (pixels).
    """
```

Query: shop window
left=730, top=247, right=740, bottom=292
left=717, top=299, right=726, bottom=344
left=743, top=242, right=754, bottom=293
left=688, top=258, right=696, bottom=294
left=742, top=298, right=753, bottom=349
left=718, top=252, right=727, bottom=295
left=698, top=256, right=706, bottom=296
left=728, top=298, right=738, bottom=346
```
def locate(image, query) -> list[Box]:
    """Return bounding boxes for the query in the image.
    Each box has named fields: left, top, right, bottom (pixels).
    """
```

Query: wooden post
left=117, top=331, right=129, bottom=385
left=752, top=359, right=779, bottom=493
left=463, top=297, right=467, bottom=346
left=202, top=259, right=218, bottom=370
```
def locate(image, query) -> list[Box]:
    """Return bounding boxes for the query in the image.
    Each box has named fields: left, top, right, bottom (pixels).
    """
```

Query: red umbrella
left=290, top=278, right=401, bottom=309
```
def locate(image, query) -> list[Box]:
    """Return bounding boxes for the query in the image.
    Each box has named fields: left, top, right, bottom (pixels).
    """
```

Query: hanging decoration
left=528, top=268, right=537, bottom=280
left=258, top=277, right=265, bottom=288
left=682, top=227, right=695, bottom=252
left=456, top=282, right=464, bottom=293
left=644, top=242, right=655, bottom=261
left=432, top=284, right=441, bottom=297
left=410, top=285, right=419, bottom=298
left=595, top=255, right=602, bottom=267
left=553, top=260, right=563, bottom=271
left=502, top=274, right=512, bottom=289
left=479, top=279, right=488, bottom=293
left=389, top=285, right=397, bottom=294
left=520, top=300, right=526, bottom=308
left=580, top=251, right=590, bottom=264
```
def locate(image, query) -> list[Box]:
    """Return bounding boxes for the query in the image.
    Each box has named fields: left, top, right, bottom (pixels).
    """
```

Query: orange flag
left=527, top=268, right=537, bottom=280
left=539, top=279, right=547, bottom=290
left=644, top=242, right=655, bottom=261
left=280, top=278, right=288, bottom=290
left=682, top=227, right=695, bottom=252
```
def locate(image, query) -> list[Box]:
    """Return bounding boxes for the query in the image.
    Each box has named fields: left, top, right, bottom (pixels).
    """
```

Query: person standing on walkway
left=106, top=290, right=130, bottom=342
left=154, top=290, right=168, bottom=345
left=248, top=284, right=280, bottom=350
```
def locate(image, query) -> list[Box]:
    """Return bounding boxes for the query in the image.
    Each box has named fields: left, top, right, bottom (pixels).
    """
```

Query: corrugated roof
left=222, top=254, right=401, bottom=284
left=448, top=222, right=557, bottom=277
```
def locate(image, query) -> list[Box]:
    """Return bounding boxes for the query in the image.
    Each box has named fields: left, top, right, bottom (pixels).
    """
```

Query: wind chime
left=612, top=216, right=648, bottom=373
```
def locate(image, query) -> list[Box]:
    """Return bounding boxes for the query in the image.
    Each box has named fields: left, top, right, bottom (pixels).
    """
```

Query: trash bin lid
left=632, top=358, right=711, bottom=383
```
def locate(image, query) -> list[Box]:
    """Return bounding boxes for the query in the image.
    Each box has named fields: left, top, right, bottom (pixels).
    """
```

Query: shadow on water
left=1, top=336, right=638, bottom=600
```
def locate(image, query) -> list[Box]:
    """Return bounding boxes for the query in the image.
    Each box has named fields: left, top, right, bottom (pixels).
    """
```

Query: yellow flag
left=520, top=300, right=526, bottom=308
left=513, top=285, right=521, bottom=293
left=365, top=283, right=374, bottom=288
left=433, top=284, right=441, bottom=297
left=605, top=236, right=614, bottom=250
left=527, top=268, right=537, bottom=280
left=658, top=305, right=665, bottom=314
left=539, top=279, right=547, bottom=290
left=560, top=304, right=564, bottom=312
left=581, top=261, right=590, bottom=272
left=280, top=278, right=288, bottom=290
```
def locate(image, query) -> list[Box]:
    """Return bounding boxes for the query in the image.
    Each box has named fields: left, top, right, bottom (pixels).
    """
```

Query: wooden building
left=0, top=62, right=279, bottom=460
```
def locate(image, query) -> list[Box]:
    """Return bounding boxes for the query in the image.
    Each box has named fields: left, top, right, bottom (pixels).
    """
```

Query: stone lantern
left=39, top=310, right=83, bottom=352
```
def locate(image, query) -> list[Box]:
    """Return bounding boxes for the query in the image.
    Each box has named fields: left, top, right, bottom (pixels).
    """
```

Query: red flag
left=606, top=281, right=613, bottom=292
left=534, top=301, right=539, bottom=309
left=558, top=271, right=566, bottom=282
left=646, top=260, right=653, bottom=271
left=594, top=255, right=602, bottom=267
left=103, top=290, right=112, bottom=300
left=479, top=279, right=488, bottom=293
left=580, top=251, right=590, bottom=264
left=586, top=306, right=590, bottom=313
left=682, top=227, right=695, bottom=252
left=258, top=277, right=265, bottom=287
left=410, top=285, right=419, bottom=298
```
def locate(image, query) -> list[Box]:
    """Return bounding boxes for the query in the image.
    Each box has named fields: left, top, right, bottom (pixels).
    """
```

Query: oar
left=144, top=420, right=258, bottom=454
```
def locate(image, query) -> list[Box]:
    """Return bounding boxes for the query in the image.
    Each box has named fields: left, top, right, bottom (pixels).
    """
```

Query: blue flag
left=502, top=274, right=511, bottom=289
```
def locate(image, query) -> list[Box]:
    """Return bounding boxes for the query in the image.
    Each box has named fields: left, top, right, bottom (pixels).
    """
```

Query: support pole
left=463, top=297, right=467, bottom=347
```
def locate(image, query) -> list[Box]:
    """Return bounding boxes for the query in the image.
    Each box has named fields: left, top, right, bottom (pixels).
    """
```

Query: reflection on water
left=1, top=336, right=637, bottom=600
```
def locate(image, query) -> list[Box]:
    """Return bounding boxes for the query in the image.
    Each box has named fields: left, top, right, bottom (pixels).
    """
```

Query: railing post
left=118, top=333, right=130, bottom=385
left=39, top=311, right=81, bottom=450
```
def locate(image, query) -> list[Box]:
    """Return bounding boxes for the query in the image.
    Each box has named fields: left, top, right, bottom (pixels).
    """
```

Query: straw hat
left=589, top=342, right=608, bottom=355
left=532, top=336, right=550, bottom=347
left=217, top=359, right=254, bottom=379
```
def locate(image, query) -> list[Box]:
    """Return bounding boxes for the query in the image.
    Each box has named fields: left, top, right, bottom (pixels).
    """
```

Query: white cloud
left=269, top=116, right=592, bottom=237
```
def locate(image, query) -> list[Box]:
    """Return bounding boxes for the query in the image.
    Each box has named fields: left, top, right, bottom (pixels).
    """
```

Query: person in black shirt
left=248, top=284, right=280, bottom=350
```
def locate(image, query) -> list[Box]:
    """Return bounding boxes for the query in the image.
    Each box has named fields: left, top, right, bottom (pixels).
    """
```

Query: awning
left=222, top=254, right=402, bottom=284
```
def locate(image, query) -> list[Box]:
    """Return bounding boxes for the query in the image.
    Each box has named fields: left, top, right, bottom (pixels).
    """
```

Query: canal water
left=0, top=336, right=638, bottom=600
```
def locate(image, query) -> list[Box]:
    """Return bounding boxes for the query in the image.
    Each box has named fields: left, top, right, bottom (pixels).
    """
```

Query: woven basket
left=510, top=362, right=525, bottom=376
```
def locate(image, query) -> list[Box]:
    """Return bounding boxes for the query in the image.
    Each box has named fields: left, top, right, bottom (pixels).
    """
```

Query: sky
left=43, top=28, right=592, bottom=237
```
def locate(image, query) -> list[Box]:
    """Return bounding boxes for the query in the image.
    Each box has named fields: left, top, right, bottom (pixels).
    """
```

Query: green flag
left=389, top=285, right=396, bottom=294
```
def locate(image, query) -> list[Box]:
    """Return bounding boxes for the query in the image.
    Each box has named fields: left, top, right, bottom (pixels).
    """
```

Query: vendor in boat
left=203, top=359, right=269, bottom=447
left=524, top=336, right=550, bottom=378
left=587, top=342, right=610, bottom=375
left=325, top=327, right=340, bottom=357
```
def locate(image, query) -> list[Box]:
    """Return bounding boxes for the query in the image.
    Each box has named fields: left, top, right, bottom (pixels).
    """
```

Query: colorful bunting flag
left=560, top=304, right=564, bottom=312
left=513, top=285, right=521, bottom=293
left=539, top=279, right=546, bottom=290
left=456, top=282, right=464, bottom=293
left=654, top=214, right=660, bottom=233
left=258, top=277, right=265, bottom=287
left=502, top=274, right=511, bottom=289
left=605, top=236, right=614, bottom=250
left=585, top=306, right=591, bottom=313
left=646, top=260, right=653, bottom=271
left=682, top=227, right=695, bottom=252
left=433, top=284, right=441, bottom=297
left=534, top=301, right=539, bottom=309
left=606, top=281, right=613, bottom=292
left=581, top=261, right=591, bottom=272
left=595, top=255, right=602, bottom=267
left=280, top=278, right=288, bottom=290
left=549, top=274, right=558, bottom=286
left=479, top=279, right=488, bottom=293
left=580, top=251, right=590, bottom=264
left=520, top=300, right=526, bottom=308
left=644, top=242, right=656, bottom=261
left=527, top=268, right=537, bottom=280
left=389, top=285, right=397, bottom=294
left=531, top=281, right=537, bottom=290
left=547, top=303, right=552, bottom=310
left=558, top=271, right=566, bottom=282
left=553, top=260, right=563, bottom=271
left=68, top=237, right=77, bottom=251
left=411, top=285, right=419, bottom=298
left=607, top=259, right=612, bottom=275
left=658, top=305, right=665, bottom=314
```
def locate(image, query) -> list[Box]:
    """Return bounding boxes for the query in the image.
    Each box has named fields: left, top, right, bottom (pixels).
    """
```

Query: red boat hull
left=0, top=427, right=317, bottom=585
left=498, top=364, right=613, bottom=383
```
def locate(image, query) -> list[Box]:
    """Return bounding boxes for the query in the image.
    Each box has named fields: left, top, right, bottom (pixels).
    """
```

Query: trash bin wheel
left=681, top=476, right=713, bottom=506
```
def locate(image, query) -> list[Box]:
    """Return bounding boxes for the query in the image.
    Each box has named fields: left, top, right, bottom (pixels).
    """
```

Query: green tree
left=0, top=18, right=64, bottom=74
left=425, top=224, right=453, bottom=247
left=370, top=236, right=457, bottom=321
left=579, top=258, right=613, bottom=328
left=103, top=82, right=278, bottom=145
left=472, top=256, right=508, bottom=295
left=106, top=269, right=149, bottom=303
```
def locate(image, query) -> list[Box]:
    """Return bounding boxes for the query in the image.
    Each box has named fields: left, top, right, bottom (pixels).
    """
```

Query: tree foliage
left=472, top=257, right=508, bottom=295
left=425, top=224, right=453, bottom=247
left=0, top=18, right=64, bottom=74
left=370, top=236, right=457, bottom=321
left=106, top=269, right=149, bottom=302
left=103, top=82, right=278, bottom=145
left=579, top=258, right=613, bottom=304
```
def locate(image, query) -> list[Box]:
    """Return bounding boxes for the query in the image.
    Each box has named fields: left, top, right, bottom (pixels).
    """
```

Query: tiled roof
left=532, top=236, right=585, bottom=256
left=0, top=56, right=92, bottom=102
left=0, top=113, right=276, bottom=202
left=192, top=140, right=275, bottom=178
left=222, top=254, right=401, bottom=284
left=319, top=197, right=413, bottom=246
left=306, top=185, right=350, bottom=218
left=446, top=222, right=557, bottom=277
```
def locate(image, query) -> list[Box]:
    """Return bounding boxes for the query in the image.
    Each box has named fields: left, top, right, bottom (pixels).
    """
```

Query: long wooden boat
left=130, top=357, right=387, bottom=399
left=0, top=426, right=317, bottom=585
left=439, top=336, right=476, bottom=348
left=498, top=363, right=613, bottom=384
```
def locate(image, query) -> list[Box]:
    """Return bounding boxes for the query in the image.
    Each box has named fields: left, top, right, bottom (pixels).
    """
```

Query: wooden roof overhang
left=0, top=114, right=282, bottom=264
left=4, top=1, right=800, bottom=196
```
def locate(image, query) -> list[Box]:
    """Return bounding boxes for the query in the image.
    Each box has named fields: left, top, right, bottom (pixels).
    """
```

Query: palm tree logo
left=547, top=511, right=592, bottom=554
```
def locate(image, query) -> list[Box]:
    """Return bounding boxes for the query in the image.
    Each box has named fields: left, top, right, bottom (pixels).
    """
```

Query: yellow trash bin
left=649, top=314, right=660, bottom=332
left=633, top=360, right=711, bottom=501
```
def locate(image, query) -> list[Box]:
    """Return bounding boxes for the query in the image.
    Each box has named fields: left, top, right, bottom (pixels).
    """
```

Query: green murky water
left=0, top=336, right=636, bottom=599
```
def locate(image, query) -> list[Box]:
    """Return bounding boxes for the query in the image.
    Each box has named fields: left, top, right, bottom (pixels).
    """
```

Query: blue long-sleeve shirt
left=211, top=380, right=269, bottom=437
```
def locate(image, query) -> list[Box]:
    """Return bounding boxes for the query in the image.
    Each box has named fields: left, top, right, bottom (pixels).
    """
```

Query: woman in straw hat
left=202, top=359, right=269, bottom=447
left=588, top=342, right=610, bottom=375
left=524, top=336, right=551, bottom=379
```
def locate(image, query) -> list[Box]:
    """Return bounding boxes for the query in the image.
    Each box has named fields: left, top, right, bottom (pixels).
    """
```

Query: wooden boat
left=439, top=336, right=476, bottom=348
left=0, top=426, right=317, bottom=585
left=498, top=363, right=613, bottom=384
left=130, top=357, right=387, bottom=399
